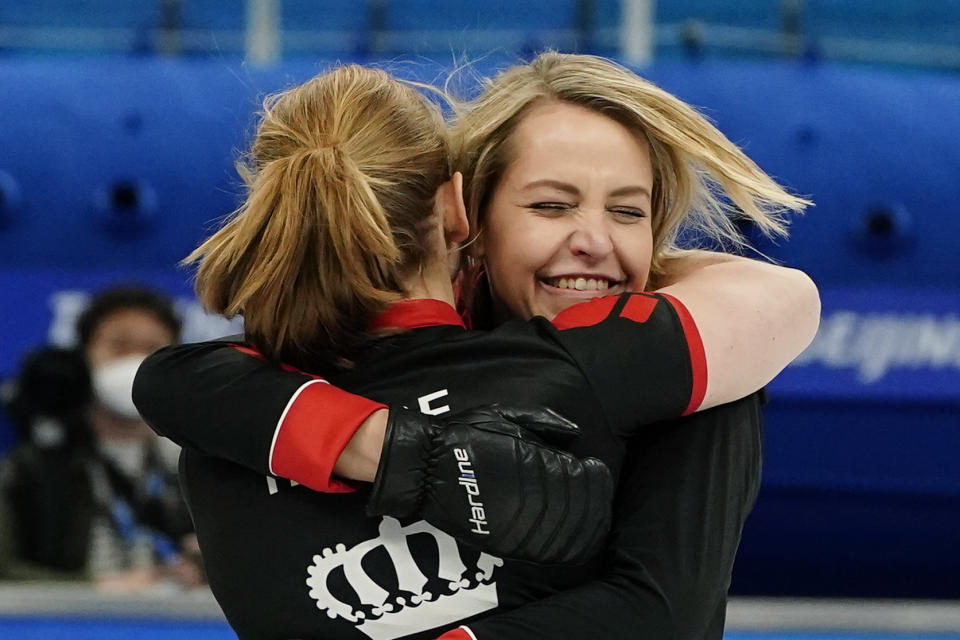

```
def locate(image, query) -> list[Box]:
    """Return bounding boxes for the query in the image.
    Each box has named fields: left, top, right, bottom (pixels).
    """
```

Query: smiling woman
left=480, top=101, right=655, bottom=321
left=454, top=53, right=809, bottom=333
left=455, top=53, right=816, bottom=410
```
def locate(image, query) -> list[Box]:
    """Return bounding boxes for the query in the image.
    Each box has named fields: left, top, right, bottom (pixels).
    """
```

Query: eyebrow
left=522, top=179, right=651, bottom=200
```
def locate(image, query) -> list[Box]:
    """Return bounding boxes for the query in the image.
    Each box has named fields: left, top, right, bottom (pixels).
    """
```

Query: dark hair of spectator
left=76, top=285, right=181, bottom=348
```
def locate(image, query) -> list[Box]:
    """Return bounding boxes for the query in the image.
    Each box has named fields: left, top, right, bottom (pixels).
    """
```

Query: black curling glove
left=367, top=404, right=613, bottom=564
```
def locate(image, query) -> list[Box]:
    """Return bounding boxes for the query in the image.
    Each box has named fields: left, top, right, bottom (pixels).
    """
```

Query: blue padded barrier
left=768, top=288, right=960, bottom=406
left=635, top=61, right=960, bottom=290
left=743, top=285, right=959, bottom=597
left=746, top=284, right=959, bottom=597
left=3, top=58, right=959, bottom=286
left=0, top=58, right=305, bottom=270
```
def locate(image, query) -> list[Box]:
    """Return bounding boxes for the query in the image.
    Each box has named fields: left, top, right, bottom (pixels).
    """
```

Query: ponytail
left=185, top=65, right=451, bottom=366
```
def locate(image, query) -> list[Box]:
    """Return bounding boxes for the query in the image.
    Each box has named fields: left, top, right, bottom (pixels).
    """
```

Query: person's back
left=179, top=292, right=702, bottom=639
left=144, top=63, right=628, bottom=638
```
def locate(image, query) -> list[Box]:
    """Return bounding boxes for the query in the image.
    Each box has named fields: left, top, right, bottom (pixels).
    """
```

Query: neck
left=400, top=261, right=458, bottom=307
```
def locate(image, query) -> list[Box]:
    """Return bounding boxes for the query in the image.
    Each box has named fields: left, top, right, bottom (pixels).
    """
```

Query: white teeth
left=548, top=277, right=615, bottom=291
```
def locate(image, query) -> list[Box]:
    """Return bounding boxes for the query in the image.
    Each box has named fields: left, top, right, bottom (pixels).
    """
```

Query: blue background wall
left=3, top=57, right=958, bottom=281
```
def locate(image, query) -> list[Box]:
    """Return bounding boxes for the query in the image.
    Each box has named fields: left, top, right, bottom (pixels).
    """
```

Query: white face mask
left=91, top=354, right=147, bottom=420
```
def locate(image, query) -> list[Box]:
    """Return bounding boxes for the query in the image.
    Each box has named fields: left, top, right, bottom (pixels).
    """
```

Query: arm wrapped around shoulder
left=367, top=405, right=613, bottom=564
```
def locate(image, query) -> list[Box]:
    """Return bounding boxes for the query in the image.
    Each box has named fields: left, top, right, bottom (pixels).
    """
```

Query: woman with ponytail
left=135, top=55, right=818, bottom=640
left=189, top=67, right=450, bottom=368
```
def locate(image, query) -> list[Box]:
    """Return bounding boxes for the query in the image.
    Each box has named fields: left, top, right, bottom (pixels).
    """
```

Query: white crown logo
left=306, top=516, right=502, bottom=640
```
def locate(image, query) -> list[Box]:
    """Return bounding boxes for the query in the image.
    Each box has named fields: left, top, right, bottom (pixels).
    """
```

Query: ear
left=437, top=172, right=469, bottom=246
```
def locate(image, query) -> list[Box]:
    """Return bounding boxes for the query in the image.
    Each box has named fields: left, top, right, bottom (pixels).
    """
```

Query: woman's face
left=480, top=101, right=654, bottom=321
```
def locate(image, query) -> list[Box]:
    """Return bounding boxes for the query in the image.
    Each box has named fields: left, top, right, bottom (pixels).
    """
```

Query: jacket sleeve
left=132, top=340, right=384, bottom=493
left=440, top=393, right=764, bottom=640
left=549, top=293, right=707, bottom=435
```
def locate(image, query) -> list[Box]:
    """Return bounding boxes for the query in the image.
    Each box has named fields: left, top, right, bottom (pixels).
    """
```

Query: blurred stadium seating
left=1, top=1, right=959, bottom=63
left=0, top=0, right=957, bottom=602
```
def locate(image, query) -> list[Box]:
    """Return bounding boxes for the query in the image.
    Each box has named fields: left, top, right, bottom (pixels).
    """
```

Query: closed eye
left=528, top=202, right=573, bottom=215
left=609, top=207, right=648, bottom=221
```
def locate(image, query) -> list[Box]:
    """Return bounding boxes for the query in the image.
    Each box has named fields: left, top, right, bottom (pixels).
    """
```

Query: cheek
left=487, top=219, right=555, bottom=284
left=481, top=217, right=549, bottom=317
left=485, top=234, right=528, bottom=299
left=620, top=227, right=654, bottom=289
left=483, top=210, right=526, bottom=282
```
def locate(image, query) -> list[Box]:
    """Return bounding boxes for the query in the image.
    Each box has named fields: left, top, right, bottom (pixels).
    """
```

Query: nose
left=568, top=211, right=614, bottom=261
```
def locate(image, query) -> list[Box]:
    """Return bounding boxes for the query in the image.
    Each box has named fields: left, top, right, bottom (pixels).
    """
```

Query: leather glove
left=367, top=404, right=613, bottom=564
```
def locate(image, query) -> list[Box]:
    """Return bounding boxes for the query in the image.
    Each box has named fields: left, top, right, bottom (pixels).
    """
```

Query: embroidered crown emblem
left=306, top=516, right=502, bottom=640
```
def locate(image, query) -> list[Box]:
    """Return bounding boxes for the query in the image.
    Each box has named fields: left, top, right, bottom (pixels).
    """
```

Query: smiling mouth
left=541, top=276, right=620, bottom=292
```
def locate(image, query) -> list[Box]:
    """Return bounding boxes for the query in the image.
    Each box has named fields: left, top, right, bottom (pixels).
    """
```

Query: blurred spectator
left=0, top=285, right=203, bottom=589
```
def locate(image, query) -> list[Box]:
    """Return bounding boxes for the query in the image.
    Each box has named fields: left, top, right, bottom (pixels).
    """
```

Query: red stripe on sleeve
left=658, top=293, right=707, bottom=415
left=619, top=293, right=658, bottom=323
left=551, top=295, right=619, bottom=330
left=434, top=627, right=476, bottom=640
left=270, top=381, right=386, bottom=493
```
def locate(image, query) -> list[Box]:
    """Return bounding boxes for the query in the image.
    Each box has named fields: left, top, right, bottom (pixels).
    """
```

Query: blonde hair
left=185, top=65, right=451, bottom=366
left=453, top=51, right=811, bottom=307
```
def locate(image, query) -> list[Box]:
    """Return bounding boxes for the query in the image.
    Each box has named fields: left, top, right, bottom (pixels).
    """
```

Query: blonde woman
left=135, top=54, right=818, bottom=639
